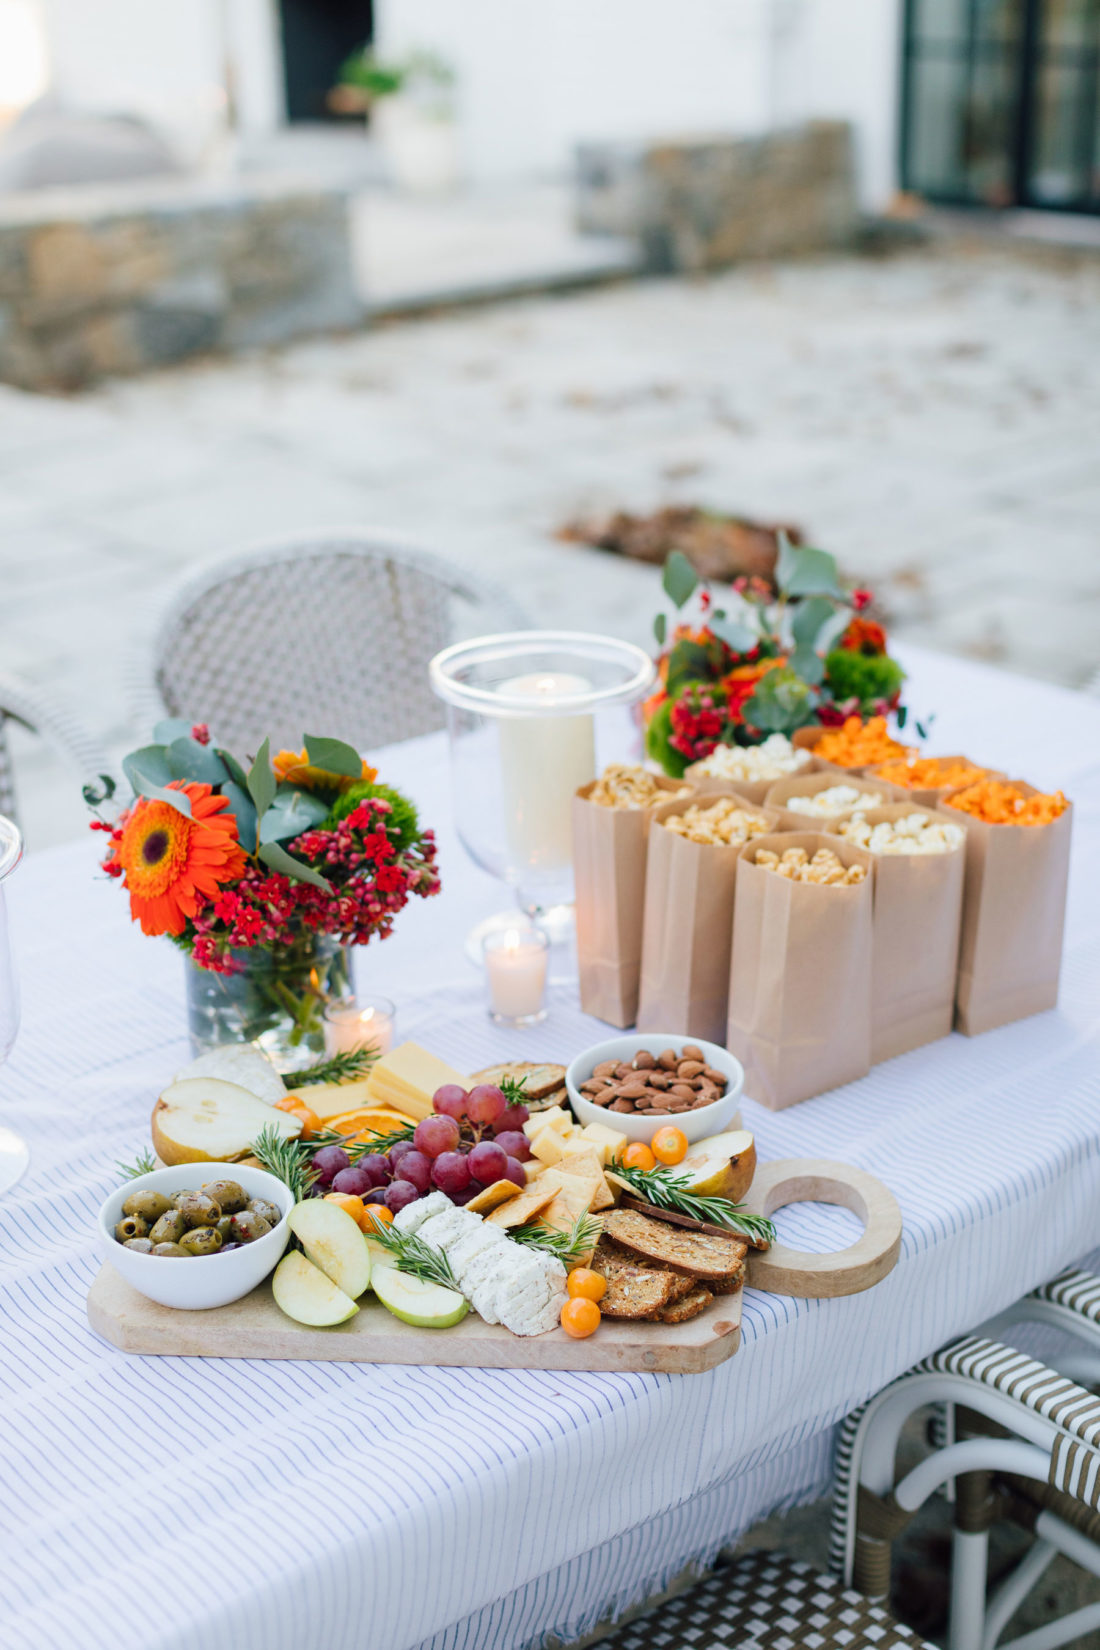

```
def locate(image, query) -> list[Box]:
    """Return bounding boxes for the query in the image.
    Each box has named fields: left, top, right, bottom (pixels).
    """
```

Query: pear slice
left=272, top=1251, right=359, bottom=1327
left=680, top=1131, right=757, bottom=1203
left=151, top=1077, right=301, bottom=1165
left=371, top=1266, right=468, bottom=1329
left=287, top=1200, right=372, bottom=1300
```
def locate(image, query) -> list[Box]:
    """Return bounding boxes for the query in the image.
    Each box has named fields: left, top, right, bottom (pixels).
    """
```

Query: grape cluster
left=309, top=1084, right=531, bottom=1213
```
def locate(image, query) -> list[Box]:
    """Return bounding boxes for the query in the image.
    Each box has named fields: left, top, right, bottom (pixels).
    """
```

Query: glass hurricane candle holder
left=0, top=815, right=28, bottom=1194
left=483, top=924, right=549, bottom=1027
left=430, top=631, right=654, bottom=955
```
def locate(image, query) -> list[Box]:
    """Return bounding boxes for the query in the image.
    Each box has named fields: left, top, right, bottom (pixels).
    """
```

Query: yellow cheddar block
left=560, top=1134, right=599, bottom=1157
left=523, top=1161, right=544, bottom=1184
left=578, top=1121, right=628, bottom=1166
left=283, top=1077, right=374, bottom=1123
left=522, top=1105, right=570, bottom=1140
left=364, top=1042, right=470, bottom=1123
left=530, top=1127, right=566, bottom=1167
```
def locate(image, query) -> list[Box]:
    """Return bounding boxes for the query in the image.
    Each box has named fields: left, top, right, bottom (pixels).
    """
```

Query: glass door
left=1025, top=0, right=1100, bottom=207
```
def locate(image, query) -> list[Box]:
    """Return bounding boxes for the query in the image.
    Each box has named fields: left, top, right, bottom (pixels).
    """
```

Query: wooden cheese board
left=88, top=1263, right=743, bottom=1375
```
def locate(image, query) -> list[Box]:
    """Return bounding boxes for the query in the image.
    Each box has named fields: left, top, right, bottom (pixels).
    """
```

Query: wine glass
left=0, top=814, right=28, bottom=1193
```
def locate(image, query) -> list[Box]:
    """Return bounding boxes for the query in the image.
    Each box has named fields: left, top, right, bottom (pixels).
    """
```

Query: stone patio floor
left=3, top=240, right=1099, bottom=848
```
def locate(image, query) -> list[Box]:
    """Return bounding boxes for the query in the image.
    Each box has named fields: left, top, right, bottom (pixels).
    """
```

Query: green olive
left=228, top=1211, right=271, bottom=1245
left=123, top=1237, right=154, bottom=1253
left=176, top=1193, right=221, bottom=1229
left=201, top=1179, right=247, bottom=1214
left=149, top=1209, right=187, bottom=1245
left=248, top=1198, right=282, bottom=1228
left=216, top=1215, right=235, bottom=1242
left=152, top=1241, right=187, bottom=1257
left=122, top=1190, right=172, bottom=1223
left=115, top=1215, right=148, bottom=1243
left=179, top=1228, right=223, bottom=1257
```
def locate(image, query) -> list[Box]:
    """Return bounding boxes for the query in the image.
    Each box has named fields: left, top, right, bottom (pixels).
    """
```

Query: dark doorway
left=901, top=0, right=1100, bottom=211
left=278, top=0, right=374, bottom=123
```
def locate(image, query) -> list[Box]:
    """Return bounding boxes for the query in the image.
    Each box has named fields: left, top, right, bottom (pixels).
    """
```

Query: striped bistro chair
left=598, top=1550, right=938, bottom=1650
left=830, top=1334, right=1100, bottom=1650
left=128, top=532, right=531, bottom=755
left=983, top=1270, right=1100, bottom=1391
left=0, top=671, right=111, bottom=838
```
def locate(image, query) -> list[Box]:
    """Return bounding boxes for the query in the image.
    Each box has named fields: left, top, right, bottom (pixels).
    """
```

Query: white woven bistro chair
left=830, top=1331, right=1100, bottom=1650
left=0, top=671, right=111, bottom=836
left=597, top=1549, right=938, bottom=1650
left=129, top=533, right=532, bottom=754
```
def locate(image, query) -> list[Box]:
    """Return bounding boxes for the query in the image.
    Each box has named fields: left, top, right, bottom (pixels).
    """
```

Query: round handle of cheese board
left=740, top=1158, right=901, bottom=1298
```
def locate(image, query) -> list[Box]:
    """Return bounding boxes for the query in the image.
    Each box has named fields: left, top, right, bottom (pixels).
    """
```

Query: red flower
left=851, top=589, right=872, bottom=612
left=190, top=723, right=211, bottom=745
left=839, top=617, right=887, bottom=656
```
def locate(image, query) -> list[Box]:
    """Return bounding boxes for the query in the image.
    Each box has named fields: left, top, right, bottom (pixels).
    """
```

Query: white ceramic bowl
left=566, top=1034, right=743, bottom=1145
left=97, top=1162, right=293, bottom=1310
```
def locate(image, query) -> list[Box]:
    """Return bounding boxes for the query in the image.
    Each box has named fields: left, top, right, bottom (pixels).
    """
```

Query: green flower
left=823, top=649, right=905, bottom=711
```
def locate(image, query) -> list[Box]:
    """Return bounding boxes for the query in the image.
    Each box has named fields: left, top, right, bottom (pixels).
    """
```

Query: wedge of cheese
left=530, top=1127, right=567, bottom=1167
left=577, top=1121, right=628, bottom=1167
left=522, top=1106, right=570, bottom=1140
left=364, top=1042, right=471, bottom=1122
left=283, top=1076, right=375, bottom=1123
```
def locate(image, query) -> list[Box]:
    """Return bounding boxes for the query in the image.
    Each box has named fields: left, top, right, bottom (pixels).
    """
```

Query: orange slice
left=326, top=1108, right=416, bottom=1144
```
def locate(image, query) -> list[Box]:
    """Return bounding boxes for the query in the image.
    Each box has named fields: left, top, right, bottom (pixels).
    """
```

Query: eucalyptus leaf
left=709, top=614, right=756, bottom=654
left=653, top=612, right=667, bottom=647
left=82, top=774, right=117, bottom=807
left=782, top=545, right=843, bottom=600
left=166, top=736, right=228, bottom=787
left=246, top=738, right=276, bottom=819
left=259, top=789, right=330, bottom=844
left=221, top=781, right=258, bottom=854
left=662, top=549, right=699, bottom=609
left=665, top=639, right=714, bottom=696
left=790, top=644, right=826, bottom=686
left=742, top=666, right=817, bottom=734
left=125, top=765, right=192, bottom=818
left=153, top=717, right=192, bottom=745
left=791, top=595, right=836, bottom=647
left=257, top=840, right=334, bottom=892
left=303, top=734, right=362, bottom=779
left=776, top=530, right=799, bottom=589
left=217, top=748, right=249, bottom=789
left=816, top=608, right=852, bottom=655
left=122, top=745, right=173, bottom=791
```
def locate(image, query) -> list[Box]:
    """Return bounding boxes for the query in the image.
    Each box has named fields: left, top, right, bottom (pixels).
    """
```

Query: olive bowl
left=97, top=1162, right=294, bottom=1311
left=565, top=1034, right=743, bottom=1146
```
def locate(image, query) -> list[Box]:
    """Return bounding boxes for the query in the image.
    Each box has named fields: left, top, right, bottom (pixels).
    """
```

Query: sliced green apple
left=272, top=1251, right=359, bottom=1327
left=364, top=1236, right=397, bottom=1274
left=287, top=1200, right=372, bottom=1299
left=371, top=1266, right=468, bottom=1329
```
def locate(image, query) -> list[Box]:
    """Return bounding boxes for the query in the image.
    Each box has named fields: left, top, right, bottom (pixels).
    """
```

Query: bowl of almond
left=566, top=1035, right=743, bottom=1144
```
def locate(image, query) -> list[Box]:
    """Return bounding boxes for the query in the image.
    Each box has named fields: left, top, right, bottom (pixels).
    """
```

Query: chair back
left=0, top=672, right=111, bottom=836
left=141, top=534, right=531, bottom=754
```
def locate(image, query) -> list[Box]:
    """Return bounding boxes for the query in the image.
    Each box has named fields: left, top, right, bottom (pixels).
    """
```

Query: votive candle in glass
left=322, top=996, right=396, bottom=1058
left=483, top=926, right=549, bottom=1027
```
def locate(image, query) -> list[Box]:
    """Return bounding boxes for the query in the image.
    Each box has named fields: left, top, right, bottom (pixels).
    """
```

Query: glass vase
left=185, top=937, right=353, bottom=1068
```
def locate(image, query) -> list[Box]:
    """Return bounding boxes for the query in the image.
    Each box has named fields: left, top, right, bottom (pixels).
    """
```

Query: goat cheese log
left=394, top=1193, right=567, bottom=1336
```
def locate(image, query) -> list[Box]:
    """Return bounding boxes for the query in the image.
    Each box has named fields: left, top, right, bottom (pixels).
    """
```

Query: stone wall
left=0, top=174, right=364, bottom=390
left=576, top=122, right=858, bottom=273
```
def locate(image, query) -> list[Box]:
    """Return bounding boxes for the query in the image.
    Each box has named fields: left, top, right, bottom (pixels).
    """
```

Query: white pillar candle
left=497, top=672, right=596, bottom=875
left=485, top=928, right=549, bottom=1023
left=322, top=999, right=395, bottom=1058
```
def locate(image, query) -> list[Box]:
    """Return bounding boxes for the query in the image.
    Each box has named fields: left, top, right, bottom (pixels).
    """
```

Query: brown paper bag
left=764, top=769, right=907, bottom=830
left=864, top=756, right=1005, bottom=810
left=637, top=791, right=782, bottom=1043
left=836, top=803, right=966, bottom=1063
left=572, top=775, right=694, bottom=1027
left=726, top=831, right=873, bottom=1108
left=946, top=782, right=1073, bottom=1036
left=684, top=754, right=823, bottom=810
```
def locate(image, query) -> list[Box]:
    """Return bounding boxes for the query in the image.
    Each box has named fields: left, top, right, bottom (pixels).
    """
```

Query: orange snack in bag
left=874, top=755, right=990, bottom=792
left=945, top=780, right=1068, bottom=827
left=813, top=716, right=914, bottom=769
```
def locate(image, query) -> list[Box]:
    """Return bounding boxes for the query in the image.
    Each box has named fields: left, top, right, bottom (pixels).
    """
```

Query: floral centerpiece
left=643, top=537, right=909, bottom=776
left=87, top=723, right=440, bottom=1061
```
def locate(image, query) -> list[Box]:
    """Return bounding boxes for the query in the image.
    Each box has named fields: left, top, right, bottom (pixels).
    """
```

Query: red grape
left=415, top=1115, right=461, bottom=1159
left=467, top=1084, right=506, bottom=1126
left=384, top=1180, right=421, bottom=1214
left=312, top=1146, right=351, bottom=1186
left=448, top=1186, right=478, bottom=1207
left=496, top=1104, right=529, bottom=1132
left=504, top=1157, right=527, bottom=1189
left=388, top=1140, right=416, bottom=1166
left=364, top=1186, right=389, bottom=1205
left=467, top=1140, right=508, bottom=1185
left=331, top=1165, right=373, bottom=1197
left=433, top=1084, right=468, bottom=1119
left=493, top=1130, right=530, bottom=1162
left=358, top=1154, right=391, bottom=1189
left=431, top=1151, right=471, bottom=1196
left=393, top=1149, right=432, bottom=1193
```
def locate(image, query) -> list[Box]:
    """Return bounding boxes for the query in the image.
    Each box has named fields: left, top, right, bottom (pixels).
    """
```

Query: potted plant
left=333, top=45, right=459, bottom=195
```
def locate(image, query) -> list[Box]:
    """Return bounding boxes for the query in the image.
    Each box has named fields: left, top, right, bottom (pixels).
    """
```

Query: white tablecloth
left=3, top=644, right=1100, bottom=1650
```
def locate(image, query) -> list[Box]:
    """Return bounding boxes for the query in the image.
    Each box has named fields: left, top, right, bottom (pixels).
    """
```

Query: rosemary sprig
left=512, top=1212, right=603, bottom=1265
left=368, top=1226, right=461, bottom=1292
left=609, top=1162, right=776, bottom=1247
left=251, top=1124, right=317, bottom=1204
left=351, top=1121, right=415, bottom=1159
left=117, top=1147, right=157, bottom=1180
left=500, top=1075, right=531, bottom=1109
left=282, top=1046, right=379, bottom=1090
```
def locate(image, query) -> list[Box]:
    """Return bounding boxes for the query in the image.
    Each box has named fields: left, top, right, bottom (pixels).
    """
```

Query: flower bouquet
left=643, top=537, right=908, bottom=777
left=88, top=723, right=440, bottom=1061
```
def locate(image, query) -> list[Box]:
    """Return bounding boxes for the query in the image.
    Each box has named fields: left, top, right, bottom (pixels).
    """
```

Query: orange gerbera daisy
left=111, top=781, right=246, bottom=937
left=273, top=748, right=377, bottom=792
